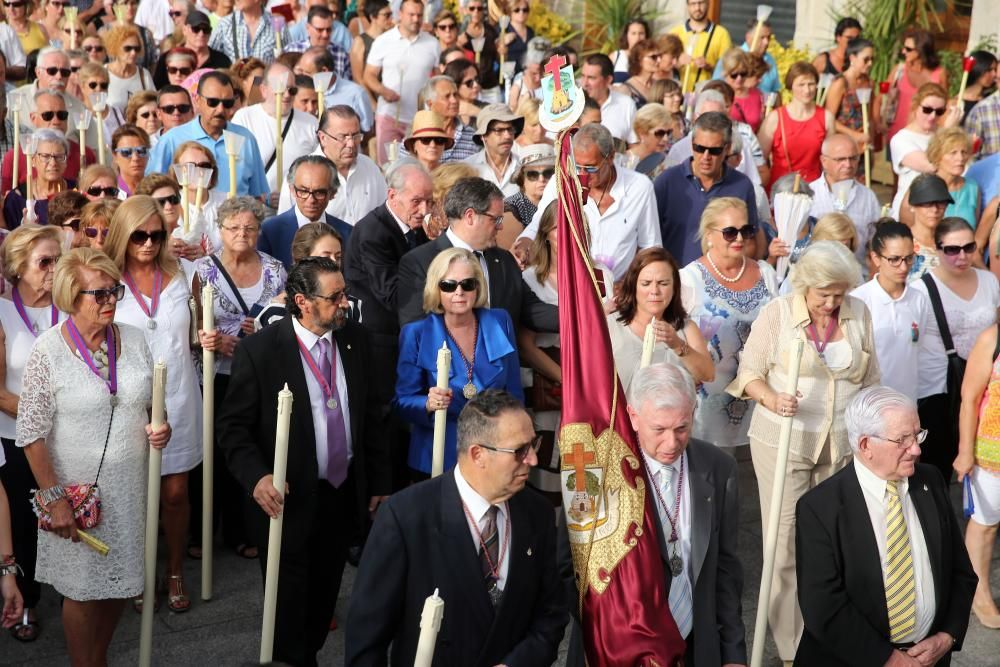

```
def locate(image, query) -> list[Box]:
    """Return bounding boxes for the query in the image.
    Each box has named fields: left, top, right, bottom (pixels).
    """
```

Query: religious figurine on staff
left=217, top=257, right=390, bottom=666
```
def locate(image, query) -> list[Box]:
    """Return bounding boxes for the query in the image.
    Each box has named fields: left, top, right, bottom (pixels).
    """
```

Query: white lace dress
left=16, top=324, right=153, bottom=601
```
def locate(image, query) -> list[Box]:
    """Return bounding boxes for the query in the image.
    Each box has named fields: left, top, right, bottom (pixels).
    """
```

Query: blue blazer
left=258, top=208, right=353, bottom=269
left=394, top=308, right=523, bottom=474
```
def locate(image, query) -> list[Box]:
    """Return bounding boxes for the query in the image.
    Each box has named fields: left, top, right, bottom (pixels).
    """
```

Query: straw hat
left=403, top=111, right=455, bottom=153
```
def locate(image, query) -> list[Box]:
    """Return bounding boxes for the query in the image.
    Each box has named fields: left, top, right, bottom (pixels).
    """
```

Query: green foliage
left=940, top=50, right=963, bottom=97
left=566, top=470, right=601, bottom=497
left=972, top=34, right=998, bottom=53
left=585, top=0, right=661, bottom=54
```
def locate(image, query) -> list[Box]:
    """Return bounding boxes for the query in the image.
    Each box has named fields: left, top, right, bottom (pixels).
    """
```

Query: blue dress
left=394, top=308, right=523, bottom=474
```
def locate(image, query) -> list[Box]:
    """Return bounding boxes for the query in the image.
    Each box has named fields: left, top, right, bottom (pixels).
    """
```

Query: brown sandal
left=165, top=574, right=191, bottom=613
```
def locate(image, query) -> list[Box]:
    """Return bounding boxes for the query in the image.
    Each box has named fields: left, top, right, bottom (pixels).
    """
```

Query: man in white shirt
left=809, top=133, right=882, bottom=264
left=231, top=62, right=319, bottom=204
left=579, top=53, right=636, bottom=145
left=464, top=104, right=523, bottom=198
left=17, top=48, right=83, bottom=118
left=365, top=0, right=440, bottom=164
left=795, top=386, right=976, bottom=667
left=276, top=105, right=387, bottom=224
left=514, top=123, right=661, bottom=281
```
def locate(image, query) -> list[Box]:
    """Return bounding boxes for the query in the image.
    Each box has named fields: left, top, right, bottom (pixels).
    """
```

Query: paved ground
left=3, top=447, right=999, bottom=666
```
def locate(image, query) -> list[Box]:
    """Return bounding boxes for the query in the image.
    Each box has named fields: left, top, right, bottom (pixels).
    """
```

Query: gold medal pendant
left=463, top=383, right=478, bottom=399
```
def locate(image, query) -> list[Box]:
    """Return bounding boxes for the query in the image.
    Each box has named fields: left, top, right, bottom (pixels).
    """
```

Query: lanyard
left=66, top=318, right=117, bottom=397
left=12, top=288, right=57, bottom=337
left=295, top=335, right=335, bottom=402
left=461, top=501, right=511, bottom=581
left=644, top=454, right=685, bottom=544
left=122, top=268, right=162, bottom=321
left=806, top=309, right=839, bottom=357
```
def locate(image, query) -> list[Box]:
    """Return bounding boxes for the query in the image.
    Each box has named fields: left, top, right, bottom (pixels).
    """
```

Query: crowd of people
left=0, top=0, right=997, bottom=665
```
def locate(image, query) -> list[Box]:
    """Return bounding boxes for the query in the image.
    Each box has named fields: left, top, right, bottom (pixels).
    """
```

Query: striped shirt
left=283, top=40, right=352, bottom=81
left=208, top=10, right=278, bottom=63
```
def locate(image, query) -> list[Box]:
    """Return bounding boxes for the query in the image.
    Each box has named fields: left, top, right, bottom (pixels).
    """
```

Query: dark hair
left=288, top=154, right=338, bottom=193
left=901, top=28, right=940, bottom=70
left=276, top=51, right=302, bottom=71
left=969, top=50, right=998, bottom=86
left=616, top=248, right=686, bottom=329
left=291, top=221, right=342, bottom=264
left=582, top=53, right=614, bottom=79
left=456, top=389, right=525, bottom=454
left=307, top=5, right=333, bottom=22
left=745, top=17, right=771, bottom=30
left=362, top=0, right=388, bottom=19
left=294, top=74, right=315, bottom=90
left=111, top=124, right=151, bottom=150
left=305, top=46, right=335, bottom=72
left=784, top=61, right=819, bottom=90
left=285, top=256, right=341, bottom=318
left=443, top=177, right=503, bottom=221
left=196, top=70, right=234, bottom=95
left=933, top=217, right=974, bottom=247
left=845, top=38, right=873, bottom=60
left=320, top=104, right=360, bottom=130
left=834, top=17, right=862, bottom=37
left=49, top=191, right=89, bottom=228
left=439, top=46, right=464, bottom=67
left=628, top=38, right=659, bottom=76
left=531, top=200, right=558, bottom=284
left=870, top=220, right=912, bottom=255
left=583, top=94, right=600, bottom=112
left=692, top=110, right=733, bottom=144
left=701, top=79, right=734, bottom=106
left=618, top=18, right=649, bottom=50
left=158, top=84, right=192, bottom=104
left=442, top=58, right=477, bottom=87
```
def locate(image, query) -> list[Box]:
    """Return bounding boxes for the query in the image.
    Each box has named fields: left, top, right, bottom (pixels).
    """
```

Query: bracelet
left=676, top=340, right=690, bottom=357
left=35, top=485, right=66, bottom=508
left=0, top=556, right=21, bottom=578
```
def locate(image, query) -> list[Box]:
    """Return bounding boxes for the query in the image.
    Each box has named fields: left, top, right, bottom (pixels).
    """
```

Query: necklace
left=705, top=251, right=747, bottom=283
left=122, top=267, right=162, bottom=330
left=643, top=454, right=686, bottom=577
left=444, top=317, right=479, bottom=399
left=806, top=309, right=839, bottom=362
left=461, top=500, right=511, bottom=606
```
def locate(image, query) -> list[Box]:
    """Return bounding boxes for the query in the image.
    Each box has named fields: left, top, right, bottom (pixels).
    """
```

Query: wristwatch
left=36, top=485, right=67, bottom=508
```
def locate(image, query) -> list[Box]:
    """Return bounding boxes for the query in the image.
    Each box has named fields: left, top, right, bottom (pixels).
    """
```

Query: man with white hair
left=17, top=48, right=84, bottom=117
left=795, top=386, right=976, bottom=667
left=624, top=363, right=746, bottom=666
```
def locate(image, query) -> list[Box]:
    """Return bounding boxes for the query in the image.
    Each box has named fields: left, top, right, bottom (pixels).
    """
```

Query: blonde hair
left=812, top=212, right=858, bottom=252
left=2, top=224, right=62, bottom=283
left=171, top=141, right=219, bottom=190
left=516, top=96, right=541, bottom=127
left=431, top=163, right=478, bottom=204
left=633, top=102, right=671, bottom=136
left=80, top=198, right=121, bottom=232
left=78, top=61, right=109, bottom=85
left=721, top=47, right=752, bottom=77
left=125, top=91, right=158, bottom=125
left=696, top=196, right=748, bottom=253
left=103, top=195, right=179, bottom=279
left=422, top=247, right=488, bottom=314
left=53, top=247, right=122, bottom=313
left=927, top=127, right=972, bottom=167
left=788, top=239, right=861, bottom=294
left=79, top=164, right=117, bottom=192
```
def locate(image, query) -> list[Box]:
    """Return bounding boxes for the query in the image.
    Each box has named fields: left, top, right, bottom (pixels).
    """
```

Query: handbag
left=530, top=347, right=562, bottom=412
left=921, top=273, right=966, bottom=422
left=32, top=405, right=115, bottom=531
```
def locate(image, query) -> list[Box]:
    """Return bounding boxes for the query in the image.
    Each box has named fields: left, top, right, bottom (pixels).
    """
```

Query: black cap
left=908, top=174, right=954, bottom=206
left=186, top=10, right=212, bottom=28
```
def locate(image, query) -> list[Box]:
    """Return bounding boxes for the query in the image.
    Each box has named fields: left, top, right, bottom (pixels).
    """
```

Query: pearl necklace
left=705, top=252, right=747, bottom=283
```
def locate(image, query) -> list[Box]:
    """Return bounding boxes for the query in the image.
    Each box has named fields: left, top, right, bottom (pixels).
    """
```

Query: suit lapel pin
left=923, top=484, right=928, bottom=491
left=347, top=344, right=352, bottom=350
left=526, top=548, right=532, bottom=556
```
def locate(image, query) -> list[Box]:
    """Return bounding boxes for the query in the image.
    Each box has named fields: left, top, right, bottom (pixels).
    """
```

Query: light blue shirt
left=966, top=153, right=1000, bottom=209
left=325, top=76, right=374, bottom=133
left=285, top=18, right=353, bottom=53
left=146, top=117, right=269, bottom=198
left=712, top=42, right=780, bottom=95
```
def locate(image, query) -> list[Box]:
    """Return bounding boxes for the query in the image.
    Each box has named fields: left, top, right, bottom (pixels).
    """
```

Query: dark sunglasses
left=467, top=4, right=484, bottom=10
left=114, top=146, right=149, bottom=159
left=461, top=78, right=478, bottom=88
left=652, top=128, right=671, bottom=138
left=203, top=96, right=237, bottom=109
left=727, top=70, right=748, bottom=79
left=36, top=254, right=62, bottom=270
left=138, top=110, right=155, bottom=119
left=439, top=278, right=478, bottom=292
left=168, top=9, right=183, bottom=16
left=920, top=105, right=946, bottom=117
left=183, top=160, right=213, bottom=170
left=190, top=24, right=211, bottom=34
left=122, top=45, right=141, bottom=53
left=154, top=194, right=181, bottom=206
left=511, top=6, right=528, bottom=12
left=87, top=80, right=110, bottom=90
left=285, top=86, right=299, bottom=97
left=87, top=186, right=119, bottom=197
left=43, top=66, right=72, bottom=78
left=39, top=110, right=70, bottom=121
left=416, top=136, right=449, bottom=146
left=80, top=284, right=125, bottom=305
left=84, top=44, right=105, bottom=52
left=159, top=103, right=192, bottom=115
left=61, top=218, right=81, bottom=231
left=3, top=1, right=27, bottom=7
left=84, top=226, right=110, bottom=239
left=167, top=66, right=193, bottom=76
left=523, top=168, right=554, bottom=182
left=716, top=224, right=757, bottom=242
left=938, top=241, right=977, bottom=256
left=692, top=143, right=726, bottom=156
left=435, top=22, right=456, bottom=30
left=129, top=229, right=168, bottom=245
left=479, top=435, right=542, bottom=462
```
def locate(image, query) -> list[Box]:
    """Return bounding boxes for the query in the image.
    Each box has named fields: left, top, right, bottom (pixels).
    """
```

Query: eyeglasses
left=467, top=5, right=484, bottom=11
left=39, top=110, right=70, bottom=121
left=435, top=22, right=456, bottom=30
left=293, top=186, right=332, bottom=200
left=36, top=152, right=68, bottom=164
left=84, top=44, right=105, bottom=52
left=727, top=70, right=748, bottom=79
left=35, top=254, right=62, bottom=270
left=312, top=289, right=349, bottom=303
left=203, top=96, right=237, bottom=109
left=512, top=6, right=528, bottom=13
left=154, top=194, right=181, bottom=206
left=692, top=143, right=726, bottom=156
left=114, top=146, right=149, bottom=159
left=920, top=105, right=946, bottom=117
left=3, top=1, right=28, bottom=7
left=220, top=224, right=259, bottom=234
left=309, top=23, right=333, bottom=34
left=87, top=80, right=110, bottom=90
left=159, top=103, right=192, bottom=115
left=461, top=78, right=479, bottom=88
left=129, top=229, right=168, bottom=245
left=439, top=277, right=478, bottom=292
left=715, top=224, right=757, bottom=242
left=901, top=45, right=915, bottom=53
left=43, top=66, right=72, bottom=78
left=87, top=185, right=119, bottom=197
left=478, top=435, right=542, bottom=462
left=84, top=226, right=110, bottom=239
left=80, top=284, right=126, bottom=305
left=138, top=110, right=155, bottom=119
left=822, top=153, right=861, bottom=163
left=871, top=429, right=928, bottom=449
left=182, top=160, right=213, bottom=170
left=167, top=66, right=193, bottom=77
left=523, top=168, right=554, bottom=182
left=168, top=9, right=183, bottom=16
left=938, top=241, right=977, bottom=256
left=61, top=218, right=80, bottom=231
left=488, top=125, right=516, bottom=136
left=320, top=130, right=364, bottom=144
left=416, top=136, right=449, bottom=146
left=877, top=253, right=916, bottom=267
left=652, top=128, right=670, bottom=138
left=122, top=44, right=141, bottom=53
left=190, top=24, right=211, bottom=34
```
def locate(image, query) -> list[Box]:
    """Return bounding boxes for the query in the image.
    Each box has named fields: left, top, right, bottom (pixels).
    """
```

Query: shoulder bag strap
left=778, top=108, right=792, bottom=169
left=921, top=272, right=957, bottom=357
left=693, top=23, right=717, bottom=84
left=994, top=322, right=1000, bottom=363
left=93, top=323, right=121, bottom=486
left=232, top=13, right=240, bottom=60
left=265, top=112, right=295, bottom=173
left=209, top=254, right=252, bottom=316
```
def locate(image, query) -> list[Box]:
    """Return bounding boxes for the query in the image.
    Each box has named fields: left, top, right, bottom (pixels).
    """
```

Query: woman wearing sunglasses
left=37, top=0, right=66, bottom=45
left=620, top=103, right=671, bottom=178
left=395, top=247, right=523, bottom=480
left=403, top=110, right=453, bottom=173
left=2, top=128, right=72, bottom=228
left=105, top=25, right=154, bottom=110
left=135, top=173, right=202, bottom=261
left=731, top=239, right=877, bottom=663
left=77, top=198, right=120, bottom=252
left=502, top=0, right=533, bottom=76
left=442, top=58, right=483, bottom=127
left=823, top=38, right=876, bottom=156
left=501, top=144, right=552, bottom=248
left=721, top=48, right=764, bottom=134
left=79, top=164, right=119, bottom=202
left=110, top=124, right=150, bottom=198
left=81, top=35, right=108, bottom=65
left=77, top=63, right=127, bottom=155
left=885, top=28, right=949, bottom=148
left=125, top=92, right=161, bottom=146
left=613, top=38, right=661, bottom=109
left=0, top=224, right=66, bottom=643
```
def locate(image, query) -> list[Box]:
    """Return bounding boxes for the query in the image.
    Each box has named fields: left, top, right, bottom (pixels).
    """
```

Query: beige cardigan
left=726, top=294, right=881, bottom=463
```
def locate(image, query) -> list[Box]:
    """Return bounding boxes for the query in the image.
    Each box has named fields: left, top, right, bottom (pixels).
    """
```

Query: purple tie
left=316, top=337, right=348, bottom=486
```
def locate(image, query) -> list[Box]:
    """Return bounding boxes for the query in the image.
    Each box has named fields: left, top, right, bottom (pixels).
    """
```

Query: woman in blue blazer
left=395, top=248, right=524, bottom=478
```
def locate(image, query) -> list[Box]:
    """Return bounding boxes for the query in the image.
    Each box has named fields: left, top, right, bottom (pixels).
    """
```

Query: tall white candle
left=260, top=384, right=293, bottom=663
left=201, top=284, right=215, bottom=601
left=640, top=317, right=656, bottom=368
left=140, top=360, right=167, bottom=667
left=413, top=588, right=445, bottom=667
left=431, top=342, right=451, bottom=478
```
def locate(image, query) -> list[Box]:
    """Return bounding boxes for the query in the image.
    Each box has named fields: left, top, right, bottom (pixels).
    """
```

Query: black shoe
left=347, top=545, right=362, bottom=567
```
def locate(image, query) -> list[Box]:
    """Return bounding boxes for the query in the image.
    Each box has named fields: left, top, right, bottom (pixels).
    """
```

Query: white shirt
left=135, top=0, right=174, bottom=42
left=464, top=149, right=521, bottom=198
left=107, top=67, right=155, bottom=110
left=445, top=228, right=490, bottom=301
left=366, top=27, right=440, bottom=124
left=290, top=317, right=353, bottom=474
left=853, top=459, right=935, bottom=643
left=852, top=277, right=940, bottom=400
left=809, top=175, right=882, bottom=265
left=520, top=166, right=662, bottom=280
left=599, top=91, right=638, bottom=144
left=294, top=204, right=322, bottom=227
left=454, top=465, right=510, bottom=590
left=231, top=104, right=319, bottom=193
left=277, top=150, right=387, bottom=224
left=890, top=129, right=931, bottom=218
left=0, top=23, right=26, bottom=68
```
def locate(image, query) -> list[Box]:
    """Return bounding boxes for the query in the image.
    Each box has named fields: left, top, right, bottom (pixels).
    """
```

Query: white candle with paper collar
left=856, top=87, right=873, bottom=189
left=313, top=71, right=334, bottom=121
left=140, top=360, right=167, bottom=666
left=431, top=342, right=451, bottom=478
left=413, top=588, right=445, bottom=667
left=91, top=92, right=108, bottom=165
left=201, top=284, right=215, bottom=600
left=640, top=317, right=656, bottom=368
left=11, top=92, right=24, bottom=190
left=75, top=109, right=92, bottom=168
left=223, top=130, right=245, bottom=200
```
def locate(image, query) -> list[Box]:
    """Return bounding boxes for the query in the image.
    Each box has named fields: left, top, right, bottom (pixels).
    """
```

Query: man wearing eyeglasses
left=260, top=155, right=352, bottom=268
left=146, top=71, right=268, bottom=198
left=795, top=386, right=975, bottom=667
left=1, top=89, right=94, bottom=192
left=346, top=389, right=566, bottom=667
left=295, top=46, right=373, bottom=133
left=668, top=0, right=732, bottom=94
left=465, top=104, right=523, bottom=197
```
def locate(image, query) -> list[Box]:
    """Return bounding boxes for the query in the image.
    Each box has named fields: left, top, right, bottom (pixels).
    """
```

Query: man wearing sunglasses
left=17, top=48, right=83, bottom=116
left=295, top=46, right=374, bottom=133
left=654, top=111, right=762, bottom=265
left=147, top=71, right=268, bottom=198
left=347, top=389, right=566, bottom=667
left=153, top=85, right=196, bottom=138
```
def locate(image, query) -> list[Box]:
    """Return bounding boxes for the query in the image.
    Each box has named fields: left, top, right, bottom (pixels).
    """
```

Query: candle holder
left=9, top=91, right=26, bottom=190
left=816, top=73, right=834, bottom=106
left=23, top=133, right=39, bottom=206
left=271, top=15, right=286, bottom=55
left=855, top=87, right=873, bottom=188
left=831, top=179, right=852, bottom=209
left=223, top=130, right=246, bottom=199
left=498, top=15, right=511, bottom=84
left=385, top=140, right=400, bottom=163
left=751, top=5, right=773, bottom=52
left=113, top=2, right=127, bottom=23
left=267, top=71, right=289, bottom=191
left=64, top=6, right=79, bottom=49
left=471, top=36, right=485, bottom=66
left=91, top=92, right=108, bottom=165
left=313, top=71, right=334, bottom=120
left=764, top=91, right=778, bottom=117
left=172, top=163, right=194, bottom=233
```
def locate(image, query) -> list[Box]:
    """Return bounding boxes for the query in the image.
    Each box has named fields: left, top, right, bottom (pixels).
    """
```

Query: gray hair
left=31, top=128, right=69, bottom=154
left=385, top=160, right=430, bottom=192
left=692, top=110, right=732, bottom=144
left=34, top=88, right=66, bottom=106
left=37, top=47, right=68, bottom=66
left=770, top=172, right=815, bottom=202
left=216, top=195, right=267, bottom=229
left=319, top=104, right=361, bottom=132
left=788, top=240, right=862, bottom=294
left=573, top=122, right=614, bottom=158
left=628, top=363, right=696, bottom=414
left=287, top=154, right=338, bottom=193
left=456, top=389, right=526, bottom=455
left=421, top=75, right=455, bottom=108
left=443, top=177, right=503, bottom=221
left=694, top=90, right=727, bottom=117
left=523, top=37, right=551, bottom=67
left=845, top=386, right=917, bottom=453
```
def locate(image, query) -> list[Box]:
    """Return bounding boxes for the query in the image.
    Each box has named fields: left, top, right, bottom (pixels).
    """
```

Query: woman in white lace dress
left=16, top=248, right=171, bottom=666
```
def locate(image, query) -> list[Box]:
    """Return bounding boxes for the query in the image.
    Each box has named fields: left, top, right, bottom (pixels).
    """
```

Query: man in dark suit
left=396, top=177, right=558, bottom=332
left=259, top=155, right=353, bottom=269
left=217, top=257, right=391, bottom=667
left=795, top=386, right=976, bottom=667
left=345, top=390, right=567, bottom=666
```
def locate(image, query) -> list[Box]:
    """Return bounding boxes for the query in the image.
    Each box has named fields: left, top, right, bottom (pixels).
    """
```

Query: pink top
left=731, top=88, right=764, bottom=133
left=887, top=65, right=944, bottom=145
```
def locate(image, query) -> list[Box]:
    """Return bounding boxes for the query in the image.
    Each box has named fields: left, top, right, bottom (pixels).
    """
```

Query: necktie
left=404, top=229, right=417, bottom=250
left=316, top=338, right=348, bottom=486
left=885, top=480, right=916, bottom=642
left=480, top=505, right=500, bottom=605
left=661, top=466, right=693, bottom=638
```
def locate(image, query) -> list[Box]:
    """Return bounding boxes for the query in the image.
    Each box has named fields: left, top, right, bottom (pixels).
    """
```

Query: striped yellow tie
left=885, top=479, right=916, bottom=642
